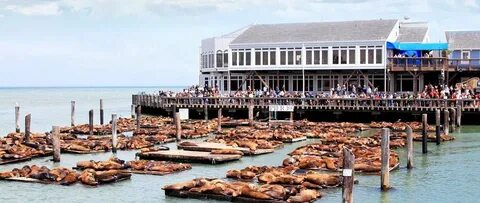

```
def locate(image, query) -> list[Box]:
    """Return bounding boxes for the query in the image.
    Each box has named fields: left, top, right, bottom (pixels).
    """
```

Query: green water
left=0, top=87, right=478, bottom=202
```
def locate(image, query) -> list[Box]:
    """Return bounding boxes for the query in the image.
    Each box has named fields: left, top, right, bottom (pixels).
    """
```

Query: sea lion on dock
left=79, top=169, right=98, bottom=186
left=287, top=189, right=321, bottom=203
left=258, top=184, right=286, bottom=200
left=240, top=185, right=273, bottom=200
left=210, top=149, right=244, bottom=155
left=282, top=157, right=297, bottom=166
left=162, top=179, right=202, bottom=190
left=178, top=141, right=197, bottom=147
left=304, top=172, right=340, bottom=187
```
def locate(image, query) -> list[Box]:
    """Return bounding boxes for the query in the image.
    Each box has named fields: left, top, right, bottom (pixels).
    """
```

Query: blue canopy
left=387, top=42, right=448, bottom=51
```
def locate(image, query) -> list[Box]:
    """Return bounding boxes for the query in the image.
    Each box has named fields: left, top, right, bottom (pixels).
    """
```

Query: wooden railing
left=132, top=95, right=480, bottom=112
left=387, top=57, right=446, bottom=71
left=448, top=58, right=480, bottom=71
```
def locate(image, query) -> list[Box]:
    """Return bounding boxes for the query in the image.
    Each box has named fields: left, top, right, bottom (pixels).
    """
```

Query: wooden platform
left=177, top=142, right=274, bottom=156
left=164, top=189, right=286, bottom=203
left=282, top=136, right=307, bottom=143
left=137, top=150, right=242, bottom=164
left=0, top=152, right=53, bottom=165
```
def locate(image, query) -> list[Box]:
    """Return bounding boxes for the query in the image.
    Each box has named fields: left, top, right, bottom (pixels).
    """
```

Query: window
left=313, top=50, right=320, bottom=65
left=360, top=47, right=366, bottom=64
left=288, top=50, right=294, bottom=65
left=292, top=76, right=304, bottom=91
left=232, top=51, right=237, bottom=66
left=262, top=51, right=268, bottom=65
left=295, top=50, right=302, bottom=65
left=340, top=49, right=347, bottom=64
left=306, top=50, right=312, bottom=65
left=280, top=49, right=286, bottom=65
left=270, top=50, right=276, bottom=65
left=321, top=49, right=328, bottom=64
left=255, top=51, right=261, bottom=65
left=332, top=48, right=339, bottom=64
left=223, top=50, right=228, bottom=67
left=376, top=47, right=382, bottom=64
left=216, top=50, right=223, bottom=68
left=245, top=51, right=251, bottom=65
left=367, top=46, right=374, bottom=64
left=348, top=47, right=355, bottom=64
left=461, top=51, right=470, bottom=65
left=239, top=51, right=244, bottom=66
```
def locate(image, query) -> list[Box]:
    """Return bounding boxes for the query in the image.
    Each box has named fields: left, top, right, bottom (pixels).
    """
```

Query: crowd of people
left=158, top=83, right=480, bottom=100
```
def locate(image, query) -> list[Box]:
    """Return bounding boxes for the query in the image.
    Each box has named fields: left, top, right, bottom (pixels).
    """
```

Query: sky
left=0, top=0, right=479, bottom=87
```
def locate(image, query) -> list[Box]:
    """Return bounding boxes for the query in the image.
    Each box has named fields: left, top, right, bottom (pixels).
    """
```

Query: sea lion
left=258, top=172, right=276, bottom=183
left=210, top=149, right=244, bottom=155
left=76, top=161, right=96, bottom=169
left=226, top=170, right=241, bottom=179
left=240, top=185, right=273, bottom=200
left=258, top=184, right=286, bottom=200
left=283, top=157, right=297, bottom=166
left=287, top=189, right=321, bottom=203
left=60, top=171, right=78, bottom=185
left=162, top=179, right=200, bottom=190
left=304, top=173, right=340, bottom=186
left=178, top=141, right=197, bottom=147
left=240, top=170, right=256, bottom=179
left=79, top=169, right=98, bottom=186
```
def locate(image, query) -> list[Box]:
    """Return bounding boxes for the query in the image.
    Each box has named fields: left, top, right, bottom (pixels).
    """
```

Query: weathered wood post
left=175, top=111, right=182, bottom=141
left=89, top=109, right=94, bottom=135
left=456, top=105, right=462, bottom=127
left=435, top=109, right=441, bottom=145
left=443, top=109, right=449, bottom=136
left=248, top=99, right=254, bottom=126
left=131, top=104, right=136, bottom=119
left=381, top=128, right=390, bottom=191
left=450, top=108, right=456, bottom=131
left=422, top=113, right=428, bottom=154
left=99, top=99, right=104, bottom=125
left=15, top=104, right=20, bottom=133
left=289, top=111, right=294, bottom=122
left=406, top=125, right=414, bottom=169
left=71, top=101, right=75, bottom=126
left=203, top=98, right=208, bottom=121
left=111, top=114, right=118, bottom=153
left=52, top=126, right=61, bottom=162
left=136, top=105, right=141, bottom=130
left=342, top=147, right=355, bottom=203
left=25, top=114, right=31, bottom=143
left=217, top=108, right=222, bottom=133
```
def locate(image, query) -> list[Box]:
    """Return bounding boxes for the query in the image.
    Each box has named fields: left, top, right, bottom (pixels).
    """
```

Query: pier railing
left=387, top=57, right=447, bottom=72
left=133, top=95, right=480, bottom=112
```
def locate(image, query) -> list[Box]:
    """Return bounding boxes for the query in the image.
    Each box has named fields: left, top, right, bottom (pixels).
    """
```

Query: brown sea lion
left=258, top=184, right=286, bottom=200
left=79, top=169, right=98, bottom=186
left=305, top=172, right=340, bottom=186
left=240, top=185, right=273, bottom=200
left=76, top=161, right=96, bottom=169
left=178, top=141, right=197, bottom=147
left=162, top=179, right=200, bottom=190
left=210, top=149, right=244, bottom=155
left=287, top=189, right=321, bottom=203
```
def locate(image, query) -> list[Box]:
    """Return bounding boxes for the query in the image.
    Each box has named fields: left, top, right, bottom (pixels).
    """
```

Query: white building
left=199, top=19, right=430, bottom=93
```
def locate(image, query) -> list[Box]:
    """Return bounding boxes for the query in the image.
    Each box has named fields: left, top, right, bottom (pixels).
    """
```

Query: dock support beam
left=435, top=109, right=441, bottom=145
left=15, top=104, right=20, bottom=133
left=52, top=126, right=61, bottom=162
left=175, top=111, right=182, bottom=141
left=99, top=99, right=104, bottom=125
left=248, top=104, right=254, bottom=126
left=450, top=108, right=456, bottom=131
left=112, top=114, right=118, bottom=153
left=131, top=104, right=136, bottom=119
left=381, top=128, right=390, bottom=191
left=406, top=125, right=414, bottom=169
left=203, top=99, right=208, bottom=121
left=71, top=101, right=75, bottom=126
left=217, top=108, right=222, bottom=133
left=136, top=105, right=141, bottom=130
left=422, top=113, right=428, bottom=154
left=342, top=147, right=355, bottom=203
left=456, top=105, right=462, bottom=127
left=89, top=110, right=94, bottom=136
left=289, top=111, right=294, bottom=122
left=443, top=109, right=449, bottom=136
left=25, top=114, right=31, bottom=143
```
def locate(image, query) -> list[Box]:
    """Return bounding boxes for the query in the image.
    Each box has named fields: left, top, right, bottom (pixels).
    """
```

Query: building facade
left=199, top=19, right=478, bottom=94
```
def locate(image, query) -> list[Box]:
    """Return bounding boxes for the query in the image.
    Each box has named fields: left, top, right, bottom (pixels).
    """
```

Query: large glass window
left=306, top=50, right=312, bottom=65
left=239, top=51, right=244, bottom=66
left=349, top=49, right=355, bottom=64
left=322, top=49, right=328, bottom=64
left=314, top=50, right=320, bottom=65
left=340, top=49, right=347, bottom=64
left=245, top=51, right=251, bottom=66
left=288, top=50, right=294, bottom=65
left=232, top=51, right=237, bottom=66
left=255, top=50, right=261, bottom=65
left=376, top=47, right=383, bottom=64
left=332, top=49, right=339, bottom=64
left=223, top=51, right=228, bottom=67
left=216, top=51, right=223, bottom=68
left=295, top=50, right=302, bottom=65
left=270, top=50, right=276, bottom=65
left=367, top=46, right=374, bottom=64
left=360, top=48, right=366, bottom=64
left=262, top=51, right=268, bottom=65
left=280, top=49, right=286, bottom=65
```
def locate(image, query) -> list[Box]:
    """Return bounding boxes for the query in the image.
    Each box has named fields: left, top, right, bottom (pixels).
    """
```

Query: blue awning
left=387, top=42, right=448, bottom=51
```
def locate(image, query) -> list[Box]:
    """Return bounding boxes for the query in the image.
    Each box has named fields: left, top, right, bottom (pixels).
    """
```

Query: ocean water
left=0, top=87, right=479, bottom=203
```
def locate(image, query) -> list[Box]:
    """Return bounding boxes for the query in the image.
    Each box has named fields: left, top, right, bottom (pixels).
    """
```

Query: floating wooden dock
left=164, top=189, right=286, bottom=203
left=137, top=150, right=242, bottom=164
left=177, top=142, right=274, bottom=156
left=282, top=136, right=307, bottom=143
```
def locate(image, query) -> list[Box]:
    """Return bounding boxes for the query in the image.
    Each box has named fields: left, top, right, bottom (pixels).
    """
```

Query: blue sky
left=0, top=0, right=479, bottom=87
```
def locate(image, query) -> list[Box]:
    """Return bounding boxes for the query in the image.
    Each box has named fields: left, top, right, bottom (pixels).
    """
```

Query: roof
left=446, top=31, right=480, bottom=50
left=230, top=19, right=398, bottom=45
left=397, top=27, right=428, bottom=42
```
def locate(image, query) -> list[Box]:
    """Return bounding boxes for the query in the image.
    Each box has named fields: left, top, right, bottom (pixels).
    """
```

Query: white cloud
left=4, top=2, right=61, bottom=16
left=464, top=0, right=479, bottom=8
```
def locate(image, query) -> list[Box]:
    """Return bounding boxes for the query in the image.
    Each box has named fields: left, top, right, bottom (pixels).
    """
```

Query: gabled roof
left=446, top=31, right=480, bottom=50
left=230, top=19, right=398, bottom=45
left=397, top=27, right=428, bottom=42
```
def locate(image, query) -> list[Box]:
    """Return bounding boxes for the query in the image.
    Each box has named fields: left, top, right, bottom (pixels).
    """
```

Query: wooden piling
left=52, top=126, right=61, bottom=162
left=131, top=104, right=136, bottom=119
left=99, top=99, right=104, bottom=125
left=24, top=114, right=31, bottom=143
left=89, top=109, right=94, bottom=136
left=112, top=114, right=118, bottom=153
left=175, top=112, right=181, bottom=141
left=435, top=109, right=441, bottom=145
left=248, top=104, right=254, bottom=126
left=71, top=101, right=75, bottom=126
left=217, top=108, right=222, bottom=133
left=342, top=147, right=355, bottom=203
left=422, top=113, right=428, bottom=154
left=450, top=108, right=456, bottom=131
left=406, top=125, right=414, bottom=169
left=456, top=105, right=462, bottom=127
left=136, top=105, right=141, bottom=130
left=380, top=128, right=390, bottom=191
left=203, top=100, right=208, bottom=121
left=289, top=111, right=294, bottom=122
left=443, top=109, right=449, bottom=136
left=15, top=104, right=20, bottom=133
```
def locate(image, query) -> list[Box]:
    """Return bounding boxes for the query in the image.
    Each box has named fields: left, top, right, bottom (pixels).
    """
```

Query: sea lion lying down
left=76, top=156, right=126, bottom=170
left=210, top=149, right=244, bottom=155
left=79, top=169, right=131, bottom=186
left=126, top=160, right=191, bottom=173
left=0, top=165, right=78, bottom=185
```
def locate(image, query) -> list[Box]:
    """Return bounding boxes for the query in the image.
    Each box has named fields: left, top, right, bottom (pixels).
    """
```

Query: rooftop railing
left=387, top=57, right=446, bottom=71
